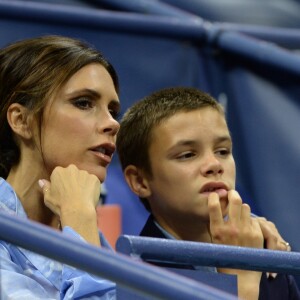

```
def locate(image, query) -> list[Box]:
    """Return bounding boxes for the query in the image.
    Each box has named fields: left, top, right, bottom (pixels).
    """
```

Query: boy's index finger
left=208, top=192, right=224, bottom=226
left=227, top=190, right=243, bottom=223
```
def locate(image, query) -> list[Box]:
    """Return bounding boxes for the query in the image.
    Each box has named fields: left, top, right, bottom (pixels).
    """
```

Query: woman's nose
left=103, top=118, right=120, bottom=136
left=97, top=111, right=120, bottom=136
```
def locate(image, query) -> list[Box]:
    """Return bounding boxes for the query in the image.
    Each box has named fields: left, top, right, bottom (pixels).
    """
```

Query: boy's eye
left=177, top=152, right=195, bottom=160
left=216, top=149, right=231, bottom=156
left=73, top=98, right=93, bottom=110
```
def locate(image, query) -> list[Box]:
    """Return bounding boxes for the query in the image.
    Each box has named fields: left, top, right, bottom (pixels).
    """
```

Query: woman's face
left=39, top=63, right=120, bottom=182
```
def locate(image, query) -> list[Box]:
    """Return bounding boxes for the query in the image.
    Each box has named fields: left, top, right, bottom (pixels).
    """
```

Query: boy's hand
left=208, top=190, right=264, bottom=249
left=208, top=190, right=263, bottom=299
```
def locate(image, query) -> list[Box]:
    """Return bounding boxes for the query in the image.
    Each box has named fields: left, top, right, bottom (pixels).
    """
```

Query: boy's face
left=145, top=108, right=236, bottom=232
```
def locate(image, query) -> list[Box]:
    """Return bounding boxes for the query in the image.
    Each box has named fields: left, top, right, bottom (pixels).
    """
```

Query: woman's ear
left=124, top=165, right=152, bottom=198
left=7, top=103, right=33, bottom=140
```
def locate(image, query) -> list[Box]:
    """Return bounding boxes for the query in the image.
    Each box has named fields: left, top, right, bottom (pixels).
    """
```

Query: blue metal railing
left=117, top=235, right=300, bottom=275
left=206, top=27, right=300, bottom=77
left=0, top=0, right=206, bottom=40
left=96, top=0, right=198, bottom=19
left=88, top=0, right=300, bottom=47
left=0, top=212, right=236, bottom=300
left=1, top=0, right=300, bottom=77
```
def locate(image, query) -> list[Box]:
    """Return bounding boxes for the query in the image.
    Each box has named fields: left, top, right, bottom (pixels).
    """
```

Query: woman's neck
left=6, top=160, right=58, bottom=229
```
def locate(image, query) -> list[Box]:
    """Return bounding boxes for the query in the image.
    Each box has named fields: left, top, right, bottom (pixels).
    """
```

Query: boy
left=117, top=87, right=299, bottom=299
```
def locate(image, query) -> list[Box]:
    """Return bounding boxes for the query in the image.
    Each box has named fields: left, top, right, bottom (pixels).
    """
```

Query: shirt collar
left=0, top=178, right=27, bottom=218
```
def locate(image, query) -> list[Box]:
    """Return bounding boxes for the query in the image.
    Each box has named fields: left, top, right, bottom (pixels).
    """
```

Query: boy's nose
left=202, top=155, right=224, bottom=177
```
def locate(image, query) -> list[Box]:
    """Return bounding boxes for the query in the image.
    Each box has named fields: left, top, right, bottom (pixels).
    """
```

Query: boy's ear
left=124, top=165, right=151, bottom=198
left=7, top=103, right=33, bottom=140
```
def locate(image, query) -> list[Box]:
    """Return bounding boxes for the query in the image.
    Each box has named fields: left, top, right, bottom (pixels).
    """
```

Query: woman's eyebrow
left=65, top=88, right=120, bottom=106
left=65, top=88, right=101, bottom=98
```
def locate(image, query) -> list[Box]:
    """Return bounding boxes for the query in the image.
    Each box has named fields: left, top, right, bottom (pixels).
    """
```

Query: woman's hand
left=256, top=216, right=291, bottom=251
left=39, top=164, right=101, bottom=246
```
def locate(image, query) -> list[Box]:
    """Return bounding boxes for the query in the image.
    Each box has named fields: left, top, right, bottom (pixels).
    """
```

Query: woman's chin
left=84, top=165, right=106, bottom=182
left=95, top=172, right=106, bottom=183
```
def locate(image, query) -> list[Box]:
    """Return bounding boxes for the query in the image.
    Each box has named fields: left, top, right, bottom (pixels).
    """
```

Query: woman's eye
left=109, top=109, right=120, bottom=120
left=73, top=98, right=93, bottom=110
left=108, top=102, right=120, bottom=120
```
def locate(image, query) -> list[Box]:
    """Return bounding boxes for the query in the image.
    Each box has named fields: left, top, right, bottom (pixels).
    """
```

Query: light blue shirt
left=0, top=178, right=116, bottom=300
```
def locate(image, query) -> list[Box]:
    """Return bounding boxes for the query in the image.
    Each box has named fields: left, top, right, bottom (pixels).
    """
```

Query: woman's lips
left=90, top=149, right=113, bottom=164
left=89, top=143, right=115, bottom=165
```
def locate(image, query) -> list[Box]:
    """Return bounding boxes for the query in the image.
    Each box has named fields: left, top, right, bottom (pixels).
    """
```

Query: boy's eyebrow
left=173, top=135, right=232, bottom=146
left=173, top=140, right=197, bottom=147
left=214, top=135, right=232, bottom=144
left=166, top=140, right=198, bottom=154
left=167, top=135, right=232, bottom=152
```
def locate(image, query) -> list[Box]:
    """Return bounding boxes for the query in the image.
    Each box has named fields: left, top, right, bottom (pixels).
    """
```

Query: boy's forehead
left=150, top=108, right=229, bottom=143
left=156, top=108, right=224, bottom=127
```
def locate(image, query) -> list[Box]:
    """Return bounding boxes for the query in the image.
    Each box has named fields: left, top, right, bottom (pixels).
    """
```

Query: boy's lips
left=200, top=182, right=229, bottom=198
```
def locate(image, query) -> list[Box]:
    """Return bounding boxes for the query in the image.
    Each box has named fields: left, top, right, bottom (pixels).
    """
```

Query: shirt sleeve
left=0, top=227, right=116, bottom=300
left=0, top=243, right=59, bottom=300
left=60, top=226, right=116, bottom=299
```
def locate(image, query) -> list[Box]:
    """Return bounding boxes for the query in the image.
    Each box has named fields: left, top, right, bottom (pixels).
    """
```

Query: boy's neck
left=154, top=215, right=212, bottom=243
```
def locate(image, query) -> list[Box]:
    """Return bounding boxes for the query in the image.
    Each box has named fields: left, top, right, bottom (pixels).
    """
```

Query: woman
left=0, top=35, right=120, bottom=299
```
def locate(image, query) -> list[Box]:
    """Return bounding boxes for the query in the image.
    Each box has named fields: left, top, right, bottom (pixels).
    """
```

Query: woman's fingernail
left=38, top=179, right=45, bottom=189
